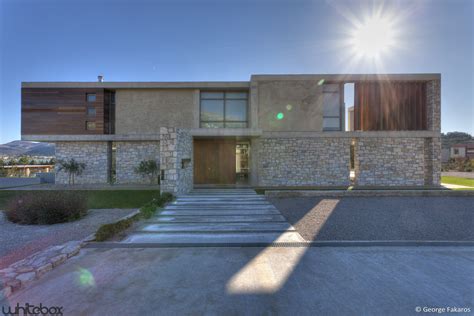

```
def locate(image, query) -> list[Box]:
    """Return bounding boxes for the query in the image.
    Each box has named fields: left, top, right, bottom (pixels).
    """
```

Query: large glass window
left=200, top=91, right=248, bottom=128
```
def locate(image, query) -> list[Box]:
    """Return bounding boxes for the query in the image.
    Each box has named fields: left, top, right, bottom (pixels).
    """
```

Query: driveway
left=269, top=196, right=474, bottom=241
left=2, top=246, right=473, bottom=315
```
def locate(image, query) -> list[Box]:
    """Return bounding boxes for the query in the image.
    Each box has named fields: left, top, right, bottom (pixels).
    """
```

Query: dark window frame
left=87, top=107, right=96, bottom=116
left=85, top=121, right=96, bottom=130
left=199, top=91, right=249, bottom=128
left=86, top=93, right=97, bottom=102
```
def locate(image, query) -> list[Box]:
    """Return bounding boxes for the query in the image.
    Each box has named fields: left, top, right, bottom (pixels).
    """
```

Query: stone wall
left=55, top=142, right=108, bottom=184
left=426, top=80, right=441, bottom=131
left=354, top=138, right=425, bottom=186
left=256, top=137, right=351, bottom=186
left=424, top=137, right=441, bottom=186
left=160, top=127, right=193, bottom=195
left=115, top=141, right=160, bottom=184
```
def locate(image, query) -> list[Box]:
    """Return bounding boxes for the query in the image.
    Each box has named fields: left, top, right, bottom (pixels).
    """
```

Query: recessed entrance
left=193, top=139, right=250, bottom=185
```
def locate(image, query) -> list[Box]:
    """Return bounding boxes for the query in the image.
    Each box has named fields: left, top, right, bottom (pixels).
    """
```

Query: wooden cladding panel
left=354, top=82, right=427, bottom=131
left=193, top=139, right=236, bottom=184
left=22, top=88, right=107, bottom=135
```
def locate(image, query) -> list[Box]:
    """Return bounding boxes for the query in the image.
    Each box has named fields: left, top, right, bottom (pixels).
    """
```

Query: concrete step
left=139, top=222, right=294, bottom=233
left=167, top=204, right=275, bottom=209
left=177, top=196, right=265, bottom=201
left=151, top=215, right=287, bottom=223
left=160, top=209, right=280, bottom=216
left=170, top=202, right=272, bottom=207
left=123, top=231, right=305, bottom=244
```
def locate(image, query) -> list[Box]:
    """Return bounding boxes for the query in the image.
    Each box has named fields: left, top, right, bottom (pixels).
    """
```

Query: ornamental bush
left=5, top=191, right=87, bottom=225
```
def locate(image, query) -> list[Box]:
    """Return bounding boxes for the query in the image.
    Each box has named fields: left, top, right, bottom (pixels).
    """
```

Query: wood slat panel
left=353, top=82, right=427, bottom=131
left=21, top=88, right=108, bottom=134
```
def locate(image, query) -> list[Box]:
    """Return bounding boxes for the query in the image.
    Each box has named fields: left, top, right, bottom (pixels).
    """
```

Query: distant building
left=450, top=144, right=474, bottom=159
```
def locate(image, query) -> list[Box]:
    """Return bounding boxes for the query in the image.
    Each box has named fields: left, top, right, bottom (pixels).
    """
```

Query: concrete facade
left=55, top=142, right=108, bottom=184
left=115, top=141, right=160, bottom=184
left=115, top=89, right=197, bottom=134
left=24, top=74, right=442, bottom=191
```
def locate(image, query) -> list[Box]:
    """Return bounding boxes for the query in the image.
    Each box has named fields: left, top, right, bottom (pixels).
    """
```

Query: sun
left=351, top=15, right=396, bottom=59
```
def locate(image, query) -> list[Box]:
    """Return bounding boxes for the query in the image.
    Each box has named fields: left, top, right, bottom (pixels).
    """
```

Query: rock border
left=0, top=209, right=140, bottom=298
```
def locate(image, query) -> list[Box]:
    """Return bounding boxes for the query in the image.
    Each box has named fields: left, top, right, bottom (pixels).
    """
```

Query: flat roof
left=22, top=73, right=440, bottom=89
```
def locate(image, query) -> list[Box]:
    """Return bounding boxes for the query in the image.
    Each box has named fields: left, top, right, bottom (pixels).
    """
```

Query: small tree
left=134, top=160, right=159, bottom=185
left=57, top=159, right=86, bottom=185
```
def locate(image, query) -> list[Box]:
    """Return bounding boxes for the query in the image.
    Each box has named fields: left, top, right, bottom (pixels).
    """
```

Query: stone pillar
left=160, top=127, right=193, bottom=195
left=426, top=79, right=441, bottom=132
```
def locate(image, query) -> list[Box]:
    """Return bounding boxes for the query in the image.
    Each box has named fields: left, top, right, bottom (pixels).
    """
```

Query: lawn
left=441, top=176, right=474, bottom=188
left=0, top=190, right=162, bottom=209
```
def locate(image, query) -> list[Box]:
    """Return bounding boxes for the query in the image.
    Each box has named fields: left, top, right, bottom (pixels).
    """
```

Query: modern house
left=21, top=74, right=441, bottom=194
left=450, top=144, right=474, bottom=159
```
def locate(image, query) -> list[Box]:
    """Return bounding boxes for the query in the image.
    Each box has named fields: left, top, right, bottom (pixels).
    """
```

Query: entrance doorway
left=193, top=139, right=250, bottom=185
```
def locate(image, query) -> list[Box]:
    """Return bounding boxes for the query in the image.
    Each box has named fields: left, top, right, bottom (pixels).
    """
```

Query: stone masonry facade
left=354, top=138, right=426, bottom=186
left=115, top=141, right=160, bottom=184
left=426, top=79, right=441, bottom=132
left=256, top=137, right=351, bottom=186
left=55, top=142, right=108, bottom=184
left=160, top=127, right=193, bottom=195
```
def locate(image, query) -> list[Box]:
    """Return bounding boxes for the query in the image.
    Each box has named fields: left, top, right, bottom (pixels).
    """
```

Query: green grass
left=441, top=176, right=474, bottom=188
left=0, top=190, right=162, bottom=209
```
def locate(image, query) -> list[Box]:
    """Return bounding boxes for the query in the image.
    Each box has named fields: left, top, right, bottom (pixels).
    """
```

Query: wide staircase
left=123, top=189, right=304, bottom=245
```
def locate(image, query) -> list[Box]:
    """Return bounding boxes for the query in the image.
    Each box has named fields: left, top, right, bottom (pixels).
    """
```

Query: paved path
left=124, top=189, right=304, bottom=244
left=3, top=246, right=473, bottom=315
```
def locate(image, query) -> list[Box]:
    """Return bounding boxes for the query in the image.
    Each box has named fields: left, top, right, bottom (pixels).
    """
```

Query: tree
left=18, top=156, right=30, bottom=165
left=57, top=159, right=86, bottom=185
left=134, top=160, right=160, bottom=185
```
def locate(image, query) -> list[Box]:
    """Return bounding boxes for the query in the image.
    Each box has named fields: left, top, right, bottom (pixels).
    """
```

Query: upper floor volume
left=21, top=73, right=441, bottom=138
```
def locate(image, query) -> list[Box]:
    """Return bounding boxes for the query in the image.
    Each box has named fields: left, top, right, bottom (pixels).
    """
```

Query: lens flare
left=286, top=104, right=292, bottom=111
left=77, top=268, right=95, bottom=287
left=276, top=113, right=284, bottom=120
left=351, top=15, right=396, bottom=59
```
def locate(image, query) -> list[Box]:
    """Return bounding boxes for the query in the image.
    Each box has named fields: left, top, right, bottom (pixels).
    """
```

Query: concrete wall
left=255, top=80, right=325, bottom=132
left=55, top=142, right=108, bottom=184
left=354, top=138, right=426, bottom=186
left=115, top=89, right=197, bottom=134
left=115, top=141, right=160, bottom=184
left=255, top=137, right=351, bottom=186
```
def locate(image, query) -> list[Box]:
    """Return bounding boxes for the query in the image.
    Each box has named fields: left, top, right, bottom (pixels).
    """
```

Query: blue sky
left=0, top=0, right=472, bottom=143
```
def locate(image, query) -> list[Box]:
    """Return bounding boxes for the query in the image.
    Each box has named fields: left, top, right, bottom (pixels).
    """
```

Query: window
left=86, top=121, right=96, bottom=130
left=86, top=93, right=96, bottom=102
left=87, top=107, right=96, bottom=116
left=454, top=149, right=459, bottom=155
left=200, top=91, right=248, bottom=128
left=322, top=86, right=341, bottom=131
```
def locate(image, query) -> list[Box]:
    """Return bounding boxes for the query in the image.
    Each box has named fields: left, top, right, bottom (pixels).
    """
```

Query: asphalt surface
left=3, top=246, right=473, bottom=315
left=269, top=196, right=474, bottom=241
left=0, top=209, right=136, bottom=268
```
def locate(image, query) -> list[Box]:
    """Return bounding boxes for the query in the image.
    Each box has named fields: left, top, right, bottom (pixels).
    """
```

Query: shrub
left=95, top=216, right=138, bottom=242
left=5, top=191, right=87, bottom=225
left=160, top=192, right=173, bottom=203
left=94, top=192, right=174, bottom=241
left=56, top=159, right=86, bottom=185
left=134, top=160, right=160, bottom=185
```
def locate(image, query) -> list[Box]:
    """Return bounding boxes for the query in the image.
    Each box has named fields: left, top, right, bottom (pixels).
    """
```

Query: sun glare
left=351, top=15, right=395, bottom=59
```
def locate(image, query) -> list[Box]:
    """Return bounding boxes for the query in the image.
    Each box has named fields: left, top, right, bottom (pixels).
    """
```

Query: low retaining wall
left=265, top=189, right=474, bottom=198
left=442, top=172, right=474, bottom=179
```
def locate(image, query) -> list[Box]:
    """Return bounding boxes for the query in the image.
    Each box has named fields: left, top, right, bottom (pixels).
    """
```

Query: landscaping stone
left=16, top=272, right=36, bottom=285
left=1, top=285, right=12, bottom=298
left=50, top=254, right=68, bottom=267
left=6, top=279, right=21, bottom=292
left=37, top=263, right=53, bottom=277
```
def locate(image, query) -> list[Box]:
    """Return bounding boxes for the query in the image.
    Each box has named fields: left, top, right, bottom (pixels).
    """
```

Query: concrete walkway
left=123, top=189, right=305, bottom=244
left=3, top=246, right=473, bottom=315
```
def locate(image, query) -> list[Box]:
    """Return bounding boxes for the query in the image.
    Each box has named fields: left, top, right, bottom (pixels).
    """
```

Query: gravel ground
left=0, top=208, right=136, bottom=268
left=268, top=196, right=474, bottom=241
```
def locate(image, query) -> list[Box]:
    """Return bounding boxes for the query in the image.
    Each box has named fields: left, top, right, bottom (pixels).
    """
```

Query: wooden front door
left=194, top=139, right=236, bottom=184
